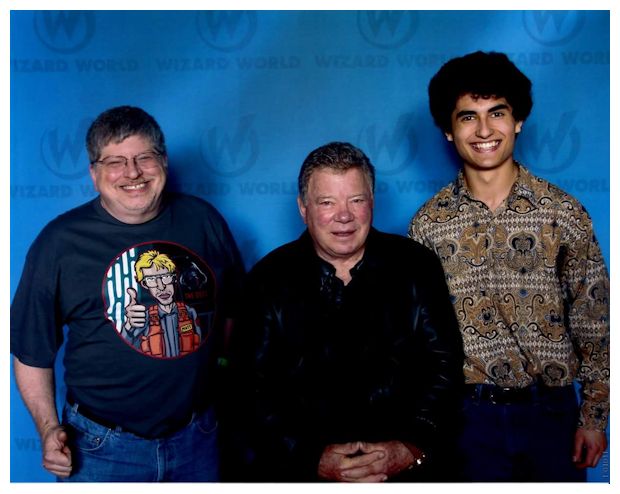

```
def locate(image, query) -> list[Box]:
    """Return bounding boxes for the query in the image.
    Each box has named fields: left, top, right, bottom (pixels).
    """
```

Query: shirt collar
left=454, top=162, right=536, bottom=207
left=300, top=228, right=378, bottom=280
left=157, top=303, right=178, bottom=317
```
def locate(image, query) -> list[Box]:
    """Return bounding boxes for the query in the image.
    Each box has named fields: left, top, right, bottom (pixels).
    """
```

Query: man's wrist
left=403, top=442, right=427, bottom=470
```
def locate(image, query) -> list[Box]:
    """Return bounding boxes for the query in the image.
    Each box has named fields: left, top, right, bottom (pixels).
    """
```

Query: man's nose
left=123, top=158, right=143, bottom=178
left=334, top=205, right=353, bottom=222
left=475, top=117, right=493, bottom=139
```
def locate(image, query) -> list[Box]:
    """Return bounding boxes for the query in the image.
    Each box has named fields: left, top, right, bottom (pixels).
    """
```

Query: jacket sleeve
left=227, top=264, right=324, bottom=481
left=406, top=244, right=464, bottom=452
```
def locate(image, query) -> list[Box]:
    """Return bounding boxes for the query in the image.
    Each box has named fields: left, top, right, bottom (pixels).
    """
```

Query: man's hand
left=318, top=442, right=387, bottom=482
left=124, top=287, right=146, bottom=330
left=573, top=428, right=607, bottom=469
left=41, top=424, right=72, bottom=478
left=346, top=441, right=422, bottom=480
left=318, top=441, right=424, bottom=482
left=13, top=358, right=71, bottom=478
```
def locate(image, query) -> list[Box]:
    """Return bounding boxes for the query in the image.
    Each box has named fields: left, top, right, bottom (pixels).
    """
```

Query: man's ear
left=297, top=196, right=308, bottom=225
left=515, top=121, right=524, bottom=134
left=89, top=164, right=100, bottom=191
left=445, top=132, right=454, bottom=142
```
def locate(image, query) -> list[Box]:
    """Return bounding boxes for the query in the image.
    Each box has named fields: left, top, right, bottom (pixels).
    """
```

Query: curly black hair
left=428, top=51, right=533, bottom=134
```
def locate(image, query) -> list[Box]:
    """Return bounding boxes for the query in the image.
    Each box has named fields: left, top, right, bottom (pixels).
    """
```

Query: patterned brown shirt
left=409, top=164, right=609, bottom=431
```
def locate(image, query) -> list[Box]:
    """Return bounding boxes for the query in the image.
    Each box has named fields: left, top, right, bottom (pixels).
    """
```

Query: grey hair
left=86, top=106, right=166, bottom=163
left=298, top=142, right=375, bottom=204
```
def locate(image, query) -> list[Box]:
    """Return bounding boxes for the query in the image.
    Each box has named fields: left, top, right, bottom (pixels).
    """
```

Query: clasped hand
left=318, top=440, right=419, bottom=482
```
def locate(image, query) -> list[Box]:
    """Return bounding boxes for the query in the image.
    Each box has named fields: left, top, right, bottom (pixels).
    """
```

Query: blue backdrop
left=10, top=10, right=610, bottom=482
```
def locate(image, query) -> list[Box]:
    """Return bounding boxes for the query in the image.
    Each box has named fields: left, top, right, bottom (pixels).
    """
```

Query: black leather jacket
left=229, top=228, right=463, bottom=481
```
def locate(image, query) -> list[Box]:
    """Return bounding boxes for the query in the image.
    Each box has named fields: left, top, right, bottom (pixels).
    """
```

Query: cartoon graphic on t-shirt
left=121, top=250, right=201, bottom=357
left=104, top=241, right=217, bottom=359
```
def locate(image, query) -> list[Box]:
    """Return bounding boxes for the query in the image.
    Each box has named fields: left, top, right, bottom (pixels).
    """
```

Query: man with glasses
left=123, top=250, right=202, bottom=357
left=11, top=106, right=244, bottom=481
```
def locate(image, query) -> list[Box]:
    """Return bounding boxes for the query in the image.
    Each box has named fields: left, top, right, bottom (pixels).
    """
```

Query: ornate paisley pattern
left=409, top=164, right=610, bottom=431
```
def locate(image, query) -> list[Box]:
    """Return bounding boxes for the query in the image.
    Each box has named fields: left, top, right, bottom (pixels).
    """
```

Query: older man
left=228, top=142, right=463, bottom=482
left=11, top=106, right=244, bottom=481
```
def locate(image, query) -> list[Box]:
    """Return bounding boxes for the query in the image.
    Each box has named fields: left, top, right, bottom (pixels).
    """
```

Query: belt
left=467, top=383, right=545, bottom=405
left=66, top=396, right=200, bottom=437
left=66, top=396, right=124, bottom=431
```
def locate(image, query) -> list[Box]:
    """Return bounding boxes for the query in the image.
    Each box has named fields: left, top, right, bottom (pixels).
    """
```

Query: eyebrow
left=488, top=104, right=510, bottom=113
left=455, top=104, right=510, bottom=119
left=314, top=192, right=370, bottom=201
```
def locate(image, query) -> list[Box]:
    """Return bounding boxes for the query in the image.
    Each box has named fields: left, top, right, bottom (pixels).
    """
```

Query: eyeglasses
left=142, top=273, right=176, bottom=288
left=93, top=151, right=163, bottom=171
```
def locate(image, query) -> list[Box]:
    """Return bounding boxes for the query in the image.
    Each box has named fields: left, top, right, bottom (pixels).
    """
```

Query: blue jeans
left=59, top=402, right=220, bottom=482
left=458, top=384, right=586, bottom=482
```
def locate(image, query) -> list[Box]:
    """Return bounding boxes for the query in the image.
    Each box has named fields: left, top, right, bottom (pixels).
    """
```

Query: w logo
left=33, top=11, right=95, bottom=53
left=201, top=115, right=259, bottom=177
left=522, top=11, right=585, bottom=46
left=359, top=113, right=417, bottom=175
left=521, top=112, right=580, bottom=173
left=40, top=118, right=91, bottom=179
left=357, top=11, right=418, bottom=49
left=196, top=11, right=257, bottom=52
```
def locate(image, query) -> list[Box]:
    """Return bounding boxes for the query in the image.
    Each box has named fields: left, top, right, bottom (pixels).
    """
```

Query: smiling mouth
left=471, top=140, right=500, bottom=152
left=121, top=182, right=147, bottom=191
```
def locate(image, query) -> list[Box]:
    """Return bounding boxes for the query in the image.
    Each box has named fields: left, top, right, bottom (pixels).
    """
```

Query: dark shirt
left=230, top=228, right=463, bottom=481
left=11, top=193, right=244, bottom=437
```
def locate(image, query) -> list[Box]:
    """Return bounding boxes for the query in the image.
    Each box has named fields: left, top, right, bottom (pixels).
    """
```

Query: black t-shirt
left=11, top=192, right=244, bottom=438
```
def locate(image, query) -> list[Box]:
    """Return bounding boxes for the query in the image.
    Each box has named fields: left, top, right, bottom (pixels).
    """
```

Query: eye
left=100, top=157, right=124, bottom=166
left=135, top=153, right=159, bottom=167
